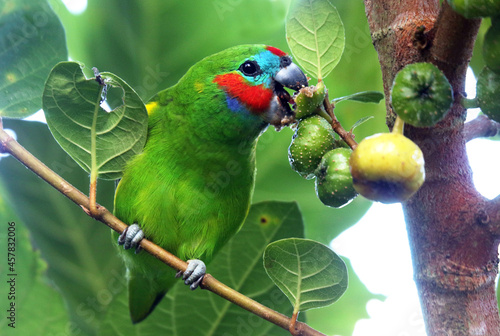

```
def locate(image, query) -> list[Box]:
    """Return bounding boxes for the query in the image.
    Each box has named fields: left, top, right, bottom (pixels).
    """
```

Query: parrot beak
left=274, top=62, right=309, bottom=91
left=268, top=57, right=308, bottom=129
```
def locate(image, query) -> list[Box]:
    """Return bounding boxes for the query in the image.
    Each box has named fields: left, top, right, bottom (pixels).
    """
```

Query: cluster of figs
left=288, top=82, right=358, bottom=208
left=288, top=63, right=455, bottom=206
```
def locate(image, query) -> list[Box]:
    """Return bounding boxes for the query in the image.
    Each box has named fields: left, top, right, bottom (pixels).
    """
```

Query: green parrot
left=113, top=44, right=307, bottom=323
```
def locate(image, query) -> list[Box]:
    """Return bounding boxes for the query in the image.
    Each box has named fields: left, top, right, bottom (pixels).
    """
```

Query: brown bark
left=364, top=0, right=500, bottom=334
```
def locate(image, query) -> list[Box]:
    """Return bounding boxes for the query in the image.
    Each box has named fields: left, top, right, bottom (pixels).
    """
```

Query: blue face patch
left=225, top=94, right=243, bottom=112
left=239, top=50, right=281, bottom=88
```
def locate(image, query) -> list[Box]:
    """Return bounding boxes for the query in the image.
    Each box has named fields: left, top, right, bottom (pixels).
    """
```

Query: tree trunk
left=364, top=0, right=500, bottom=334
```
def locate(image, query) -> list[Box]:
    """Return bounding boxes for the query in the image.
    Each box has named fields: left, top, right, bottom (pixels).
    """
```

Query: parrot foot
left=118, top=223, right=144, bottom=254
left=176, top=259, right=206, bottom=290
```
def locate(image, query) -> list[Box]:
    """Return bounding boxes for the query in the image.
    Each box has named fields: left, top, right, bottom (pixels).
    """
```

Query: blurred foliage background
left=0, top=0, right=397, bottom=335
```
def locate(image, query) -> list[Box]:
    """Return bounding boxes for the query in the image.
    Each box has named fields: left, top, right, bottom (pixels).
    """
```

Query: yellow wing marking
left=145, top=101, right=159, bottom=116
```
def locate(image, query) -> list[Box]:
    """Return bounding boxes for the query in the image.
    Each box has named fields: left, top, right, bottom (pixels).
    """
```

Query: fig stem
left=392, top=116, right=405, bottom=135
left=317, top=107, right=333, bottom=124
left=461, top=97, right=479, bottom=110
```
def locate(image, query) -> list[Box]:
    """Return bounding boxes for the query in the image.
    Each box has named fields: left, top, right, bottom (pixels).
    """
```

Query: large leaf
left=43, top=62, right=148, bottom=180
left=99, top=201, right=307, bottom=335
left=0, top=180, right=69, bottom=334
left=286, top=0, right=345, bottom=80
left=0, top=0, right=67, bottom=118
left=0, top=119, right=120, bottom=335
left=264, top=238, right=348, bottom=312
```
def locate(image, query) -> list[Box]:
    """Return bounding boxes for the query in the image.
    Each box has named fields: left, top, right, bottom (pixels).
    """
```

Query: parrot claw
left=177, top=259, right=206, bottom=290
left=118, top=224, right=144, bottom=253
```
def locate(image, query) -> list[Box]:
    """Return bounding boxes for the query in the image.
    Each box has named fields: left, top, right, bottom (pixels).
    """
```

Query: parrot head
left=211, top=45, right=308, bottom=128
left=171, top=45, right=308, bottom=140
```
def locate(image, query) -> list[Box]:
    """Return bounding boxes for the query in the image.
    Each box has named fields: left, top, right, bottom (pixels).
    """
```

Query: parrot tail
left=128, top=270, right=175, bottom=323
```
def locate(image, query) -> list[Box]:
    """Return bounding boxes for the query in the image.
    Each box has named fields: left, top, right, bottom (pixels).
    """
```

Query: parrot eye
left=239, top=60, right=262, bottom=77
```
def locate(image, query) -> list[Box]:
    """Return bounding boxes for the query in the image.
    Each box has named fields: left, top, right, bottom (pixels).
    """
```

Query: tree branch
left=0, top=124, right=325, bottom=336
left=464, top=114, right=500, bottom=142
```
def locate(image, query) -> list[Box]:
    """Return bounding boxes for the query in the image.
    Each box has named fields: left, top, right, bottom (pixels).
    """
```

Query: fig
left=315, top=148, right=358, bottom=208
left=349, top=132, right=425, bottom=203
left=483, top=21, right=500, bottom=74
left=289, top=115, right=335, bottom=179
left=294, top=81, right=327, bottom=120
left=477, top=66, right=500, bottom=122
left=391, top=62, right=453, bottom=127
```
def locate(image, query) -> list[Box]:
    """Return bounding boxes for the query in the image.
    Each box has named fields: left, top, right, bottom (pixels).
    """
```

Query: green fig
left=391, top=62, right=453, bottom=127
left=484, top=21, right=500, bottom=74
left=294, top=81, right=327, bottom=120
left=477, top=66, right=500, bottom=122
left=315, top=148, right=358, bottom=208
left=349, top=132, right=425, bottom=203
left=289, top=115, right=335, bottom=179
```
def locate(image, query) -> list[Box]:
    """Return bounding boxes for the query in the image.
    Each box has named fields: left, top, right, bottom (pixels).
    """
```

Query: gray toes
left=118, top=224, right=144, bottom=253
left=182, top=259, right=206, bottom=290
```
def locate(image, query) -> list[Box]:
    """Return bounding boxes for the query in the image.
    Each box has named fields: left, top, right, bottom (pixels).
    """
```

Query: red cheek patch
left=213, top=73, right=273, bottom=113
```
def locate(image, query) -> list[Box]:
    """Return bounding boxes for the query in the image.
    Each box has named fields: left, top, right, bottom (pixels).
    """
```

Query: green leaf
left=0, top=179, right=69, bottom=334
left=0, top=0, right=67, bottom=118
left=42, top=62, right=148, bottom=180
left=99, top=201, right=305, bottom=335
left=1, top=119, right=121, bottom=335
left=286, top=0, right=345, bottom=80
left=332, top=91, right=385, bottom=104
left=351, top=116, right=374, bottom=131
left=263, top=238, right=348, bottom=311
left=306, top=257, right=383, bottom=335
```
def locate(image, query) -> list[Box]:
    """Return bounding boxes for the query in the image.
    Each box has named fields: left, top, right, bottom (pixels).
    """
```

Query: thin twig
left=89, top=179, right=98, bottom=216
left=322, top=93, right=358, bottom=150
left=0, top=127, right=326, bottom=336
left=289, top=310, right=300, bottom=336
